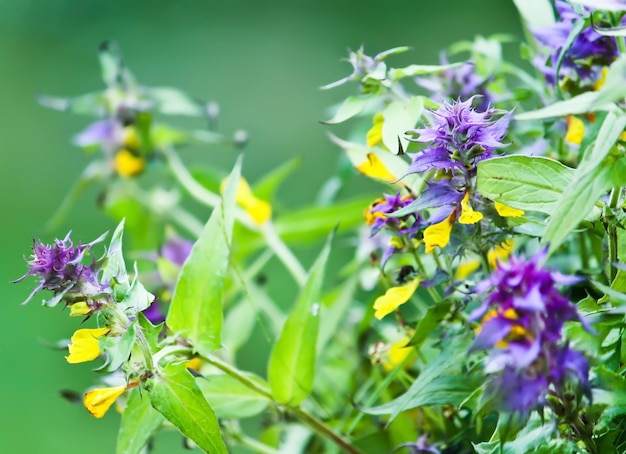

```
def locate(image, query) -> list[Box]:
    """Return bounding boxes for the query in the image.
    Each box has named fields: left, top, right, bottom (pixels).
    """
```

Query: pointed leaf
left=321, top=96, right=371, bottom=125
left=512, top=0, right=555, bottom=27
left=166, top=157, right=241, bottom=355
left=117, top=388, right=164, bottom=454
left=196, top=374, right=270, bottom=419
left=268, top=233, right=333, bottom=405
left=149, top=363, right=227, bottom=453
left=381, top=97, right=423, bottom=154
left=477, top=156, right=574, bottom=214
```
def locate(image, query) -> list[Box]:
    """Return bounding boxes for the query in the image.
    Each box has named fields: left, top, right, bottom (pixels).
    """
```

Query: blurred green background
left=0, top=1, right=521, bottom=452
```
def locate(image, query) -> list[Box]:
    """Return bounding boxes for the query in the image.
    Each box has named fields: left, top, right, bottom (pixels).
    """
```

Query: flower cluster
left=532, top=1, right=618, bottom=88
left=470, top=249, right=589, bottom=413
left=14, top=232, right=106, bottom=308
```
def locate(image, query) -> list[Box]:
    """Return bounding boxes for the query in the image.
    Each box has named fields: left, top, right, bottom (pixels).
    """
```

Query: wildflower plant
left=14, top=1, right=626, bottom=453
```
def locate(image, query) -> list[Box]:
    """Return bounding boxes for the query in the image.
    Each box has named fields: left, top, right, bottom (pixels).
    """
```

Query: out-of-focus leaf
left=477, top=156, right=574, bottom=214
left=381, top=97, right=423, bottom=154
left=166, top=157, right=240, bottom=355
left=149, top=363, right=227, bottom=453
left=409, top=301, right=452, bottom=348
left=117, top=388, right=164, bottom=454
left=473, top=415, right=556, bottom=454
left=511, top=0, right=555, bottom=27
left=268, top=233, right=333, bottom=405
left=99, top=41, right=124, bottom=87
left=222, top=299, right=257, bottom=354
left=189, top=165, right=225, bottom=195
left=543, top=153, right=626, bottom=253
left=579, top=111, right=626, bottom=170
left=591, top=55, right=626, bottom=109
left=253, top=157, right=302, bottom=202
left=196, top=374, right=270, bottom=419
left=317, top=277, right=359, bottom=353
left=38, top=92, right=106, bottom=116
left=321, top=96, right=372, bottom=125
left=146, top=87, right=204, bottom=116
left=363, top=335, right=476, bottom=421
left=515, top=92, right=606, bottom=120
left=388, top=63, right=463, bottom=81
left=275, top=196, right=372, bottom=244
left=151, top=123, right=190, bottom=147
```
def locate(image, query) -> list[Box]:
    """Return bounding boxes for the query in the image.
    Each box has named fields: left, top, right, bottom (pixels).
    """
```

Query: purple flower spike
left=531, top=1, right=619, bottom=86
left=406, top=99, right=511, bottom=179
left=472, top=248, right=590, bottom=413
left=14, top=231, right=107, bottom=306
left=367, top=192, right=423, bottom=237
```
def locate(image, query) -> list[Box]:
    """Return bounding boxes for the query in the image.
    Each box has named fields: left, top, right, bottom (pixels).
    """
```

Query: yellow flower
left=424, top=213, right=455, bottom=253
left=487, top=240, right=514, bottom=269
left=373, top=278, right=419, bottom=320
left=122, top=126, right=141, bottom=150
left=114, top=149, right=145, bottom=177
left=66, top=327, right=110, bottom=364
left=355, top=153, right=398, bottom=184
left=366, top=112, right=384, bottom=148
left=382, top=336, right=415, bottom=372
left=221, top=177, right=272, bottom=225
left=455, top=259, right=481, bottom=280
left=364, top=198, right=386, bottom=225
left=83, top=385, right=127, bottom=418
left=69, top=301, right=91, bottom=317
left=186, top=357, right=203, bottom=371
left=594, top=67, right=609, bottom=91
left=565, top=115, right=585, bottom=145
left=494, top=201, right=525, bottom=218
left=458, top=192, right=483, bottom=225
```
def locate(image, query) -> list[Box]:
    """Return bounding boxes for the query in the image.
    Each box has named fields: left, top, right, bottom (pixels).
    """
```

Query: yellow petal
left=122, top=126, right=141, bottom=150
left=487, top=240, right=514, bottom=268
left=364, top=198, right=386, bottom=225
left=220, top=177, right=272, bottom=225
left=366, top=112, right=384, bottom=148
left=565, top=115, right=585, bottom=145
left=186, top=357, right=203, bottom=371
left=383, top=336, right=415, bottom=372
left=83, top=385, right=127, bottom=418
left=69, top=301, right=91, bottom=317
left=494, top=201, right=525, bottom=218
left=455, top=259, right=480, bottom=279
left=114, top=149, right=145, bottom=177
left=424, top=214, right=455, bottom=253
left=356, top=153, right=398, bottom=184
left=373, top=278, right=419, bottom=320
left=66, top=328, right=110, bottom=364
left=594, top=67, right=609, bottom=91
left=458, top=192, right=483, bottom=225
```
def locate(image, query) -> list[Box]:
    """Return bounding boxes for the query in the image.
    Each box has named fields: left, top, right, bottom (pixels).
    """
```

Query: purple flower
left=74, top=119, right=122, bottom=151
left=142, top=298, right=166, bottom=325
left=161, top=235, right=193, bottom=267
left=470, top=248, right=589, bottom=413
left=405, top=98, right=511, bottom=177
left=367, top=192, right=422, bottom=237
left=14, top=232, right=106, bottom=306
left=416, top=55, right=495, bottom=111
left=531, top=1, right=618, bottom=86
left=395, top=435, right=440, bottom=454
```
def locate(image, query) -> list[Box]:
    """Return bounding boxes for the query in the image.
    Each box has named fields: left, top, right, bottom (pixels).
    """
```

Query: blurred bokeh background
left=0, top=1, right=521, bottom=452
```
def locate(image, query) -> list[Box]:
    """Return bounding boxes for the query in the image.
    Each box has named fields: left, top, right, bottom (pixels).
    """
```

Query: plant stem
left=163, top=146, right=307, bottom=286
left=607, top=187, right=621, bottom=283
left=108, top=302, right=154, bottom=371
left=204, top=354, right=362, bottom=454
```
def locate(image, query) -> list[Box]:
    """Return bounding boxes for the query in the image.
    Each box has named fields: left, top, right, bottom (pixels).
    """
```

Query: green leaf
left=149, top=363, right=227, bottom=453
left=477, top=156, right=574, bottom=214
left=511, top=0, right=555, bottom=27
left=118, top=264, right=155, bottom=314
left=38, top=92, right=106, bottom=116
left=268, top=232, right=333, bottom=405
left=543, top=150, right=626, bottom=253
left=101, top=323, right=136, bottom=372
left=99, top=41, right=124, bottom=87
left=388, top=63, right=464, bottom=81
left=137, top=312, right=163, bottom=352
left=579, top=111, right=626, bottom=171
left=514, top=92, right=603, bottom=120
left=117, top=388, right=164, bottom=454
left=275, top=196, right=372, bottom=244
left=363, top=335, right=476, bottom=420
left=222, top=299, right=257, bottom=354
left=591, top=56, right=626, bottom=109
left=317, top=277, right=359, bottom=354
left=196, top=374, right=270, bottom=419
left=103, top=219, right=127, bottom=283
left=166, top=157, right=241, bottom=355
left=409, top=301, right=452, bottom=348
left=146, top=87, right=204, bottom=116
left=253, top=157, right=302, bottom=202
left=381, top=97, right=423, bottom=154
left=321, top=96, right=372, bottom=125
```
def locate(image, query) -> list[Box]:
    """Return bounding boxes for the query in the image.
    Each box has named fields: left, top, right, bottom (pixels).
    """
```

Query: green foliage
left=268, top=231, right=333, bottom=405
left=117, top=388, right=164, bottom=454
left=166, top=157, right=241, bottom=356
left=148, top=363, right=227, bottom=454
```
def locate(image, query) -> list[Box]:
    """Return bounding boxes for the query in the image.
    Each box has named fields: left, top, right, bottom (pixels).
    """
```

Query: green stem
left=204, top=354, right=361, bottom=454
left=108, top=302, right=154, bottom=371
left=607, top=188, right=621, bottom=283
left=163, top=146, right=307, bottom=286
left=410, top=247, right=442, bottom=302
